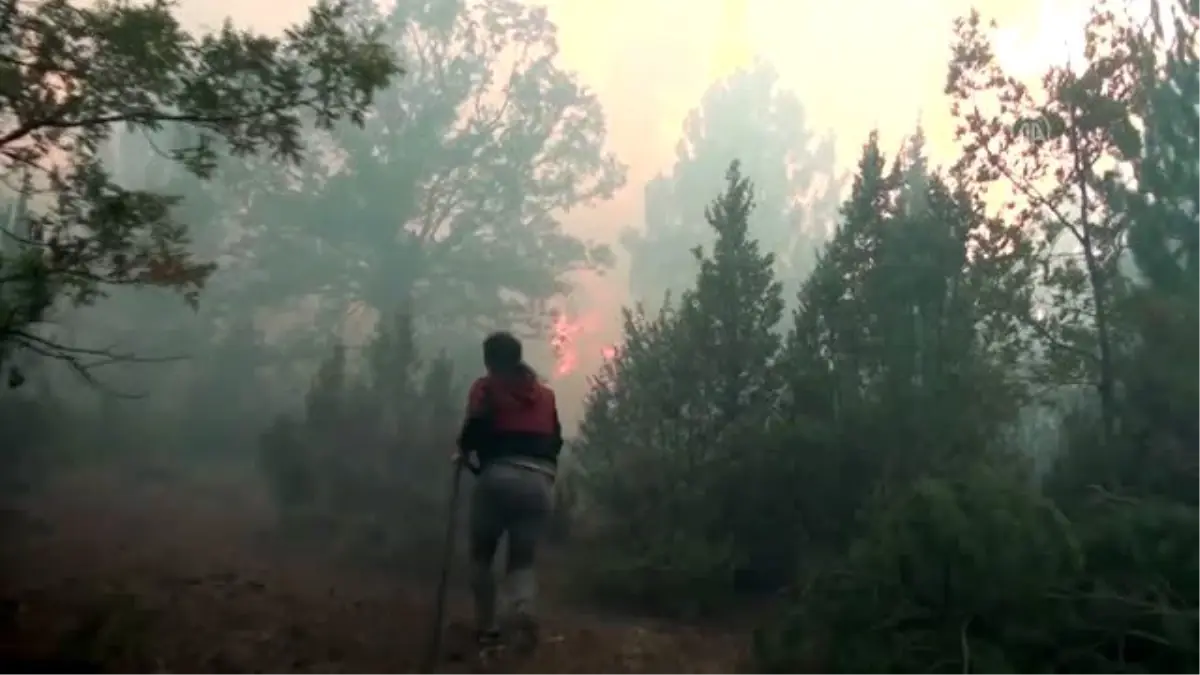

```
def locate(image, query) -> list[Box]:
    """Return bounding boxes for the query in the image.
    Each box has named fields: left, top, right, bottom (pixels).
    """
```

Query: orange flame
left=549, top=308, right=613, bottom=379
left=550, top=311, right=582, bottom=377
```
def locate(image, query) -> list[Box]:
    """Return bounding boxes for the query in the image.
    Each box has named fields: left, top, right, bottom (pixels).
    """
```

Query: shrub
left=1056, top=493, right=1198, bottom=672
left=256, top=312, right=463, bottom=570
left=754, top=460, right=1200, bottom=674
left=754, top=462, right=1082, bottom=673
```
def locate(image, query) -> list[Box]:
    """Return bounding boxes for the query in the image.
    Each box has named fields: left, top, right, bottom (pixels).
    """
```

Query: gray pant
left=468, top=461, right=554, bottom=633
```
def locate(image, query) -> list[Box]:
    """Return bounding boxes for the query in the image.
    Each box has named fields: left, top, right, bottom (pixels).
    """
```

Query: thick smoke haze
left=164, top=0, right=1098, bottom=425
left=3, top=1, right=1193, bottom=671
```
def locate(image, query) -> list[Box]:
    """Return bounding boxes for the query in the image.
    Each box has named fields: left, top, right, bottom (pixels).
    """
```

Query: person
left=455, top=331, right=563, bottom=652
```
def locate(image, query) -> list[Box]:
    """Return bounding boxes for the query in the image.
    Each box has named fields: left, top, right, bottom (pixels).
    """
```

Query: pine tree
left=775, top=129, right=1033, bottom=549
left=577, top=163, right=786, bottom=503
left=574, top=301, right=694, bottom=522
left=1054, top=0, right=1199, bottom=503
left=572, top=161, right=787, bottom=611
left=675, top=160, right=786, bottom=442
left=781, top=131, right=891, bottom=421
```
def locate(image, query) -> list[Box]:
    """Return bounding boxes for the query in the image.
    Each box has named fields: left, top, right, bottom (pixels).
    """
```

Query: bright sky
left=175, top=0, right=1099, bottom=202
left=171, top=0, right=1107, bottom=420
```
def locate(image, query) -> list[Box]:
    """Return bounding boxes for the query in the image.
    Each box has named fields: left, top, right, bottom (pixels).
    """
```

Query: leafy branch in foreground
left=0, top=0, right=401, bottom=376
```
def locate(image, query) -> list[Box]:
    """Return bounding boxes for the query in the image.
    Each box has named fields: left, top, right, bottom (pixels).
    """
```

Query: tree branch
left=7, top=328, right=187, bottom=395
left=0, top=101, right=310, bottom=151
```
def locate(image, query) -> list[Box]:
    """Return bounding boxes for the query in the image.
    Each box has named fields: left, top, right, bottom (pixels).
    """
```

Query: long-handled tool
left=421, top=456, right=478, bottom=672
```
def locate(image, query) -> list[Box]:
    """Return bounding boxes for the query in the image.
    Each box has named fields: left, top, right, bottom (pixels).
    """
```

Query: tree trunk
left=1067, top=102, right=1118, bottom=445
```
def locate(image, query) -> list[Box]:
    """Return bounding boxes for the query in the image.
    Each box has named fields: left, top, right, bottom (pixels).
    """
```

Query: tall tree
left=946, top=2, right=1149, bottom=441
left=579, top=161, right=785, bottom=485
left=1116, top=0, right=1198, bottom=290
left=214, top=0, right=626, bottom=352
left=574, top=162, right=786, bottom=608
left=780, top=131, right=891, bottom=427
left=776, top=129, right=1034, bottom=545
left=675, top=161, right=785, bottom=438
left=623, top=60, right=841, bottom=309
left=1052, top=0, right=1199, bottom=502
left=0, top=0, right=399, bottom=379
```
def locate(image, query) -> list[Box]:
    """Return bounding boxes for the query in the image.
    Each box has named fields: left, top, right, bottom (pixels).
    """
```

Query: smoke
left=160, top=0, right=1096, bottom=427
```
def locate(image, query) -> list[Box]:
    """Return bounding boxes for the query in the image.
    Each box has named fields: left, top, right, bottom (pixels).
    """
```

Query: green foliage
left=944, top=0, right=1186, bottom=441
left=573, top=162, right=787, bottom=612
left=755, top=462, right=1076, bottom=673
left=1045, top=0, right=1198, bottom=509
left=0, top=1, right=1191, bottom=671
left=574, top=524, right=741, bottom=618
left=576, top=138, right=1036, bottom=613
left=0, top=0, right=399, bottom=380
left=1065, top=496, right=1198, bottom=672
left=773, top=129, right=1032, bottom=552
left=206, top=0, right=626, bottom=353
left=257, top=311, right=461, bottom=568
left=755, top=467, right=1198, bottom=673
left=749, top=5, right=1197, bottom=672
left=571, top=6, right=1196, bottom=672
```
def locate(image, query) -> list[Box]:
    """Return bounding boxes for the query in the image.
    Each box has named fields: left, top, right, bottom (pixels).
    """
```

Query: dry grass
left=0, top=466, right=747, bottom=673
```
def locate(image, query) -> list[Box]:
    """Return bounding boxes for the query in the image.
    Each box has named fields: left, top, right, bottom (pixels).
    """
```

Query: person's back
left=463, top=369, right=560, bottom=476
left=456, top=331, right=562, bottom=653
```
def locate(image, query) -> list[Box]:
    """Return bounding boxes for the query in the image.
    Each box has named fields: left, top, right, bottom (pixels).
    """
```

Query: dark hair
left=482, top=331, right=535, bottom=378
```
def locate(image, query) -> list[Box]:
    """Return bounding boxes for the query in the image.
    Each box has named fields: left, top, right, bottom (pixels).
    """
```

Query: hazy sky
left=171, top=0, right=1098, bottom=420
left=175, top=0, right=1093, bottom=224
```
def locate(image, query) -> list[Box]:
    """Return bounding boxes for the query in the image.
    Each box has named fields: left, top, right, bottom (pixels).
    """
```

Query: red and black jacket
left=456, top=372, right=563, bottom=467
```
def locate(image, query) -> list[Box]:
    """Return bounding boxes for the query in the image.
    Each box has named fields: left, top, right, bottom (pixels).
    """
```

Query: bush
left=1057, top=493, right=1198, bottom=672
left=753, top=461, right=1199, bottom=673
left=569, top=164, right=793, bottom=615
left=256, top=312, right=463, bottom=570
left=755, top=461, right=1080, bottom=673
left=569, top=514, right=742, bottom=618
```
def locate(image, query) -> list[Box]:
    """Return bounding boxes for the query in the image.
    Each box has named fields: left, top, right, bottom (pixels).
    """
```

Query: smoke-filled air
left=0, top=0, right=1196, bottom=671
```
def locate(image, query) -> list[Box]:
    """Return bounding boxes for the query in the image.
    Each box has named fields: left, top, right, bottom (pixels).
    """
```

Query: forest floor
left=0, top=464, right=749, bottom=673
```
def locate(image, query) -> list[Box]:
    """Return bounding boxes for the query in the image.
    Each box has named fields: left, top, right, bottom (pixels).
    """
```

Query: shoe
left=511, top=613, right=539, bottom=655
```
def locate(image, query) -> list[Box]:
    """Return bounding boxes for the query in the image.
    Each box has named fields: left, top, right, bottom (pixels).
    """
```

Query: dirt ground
left=0, top=467, right=748, bottom=673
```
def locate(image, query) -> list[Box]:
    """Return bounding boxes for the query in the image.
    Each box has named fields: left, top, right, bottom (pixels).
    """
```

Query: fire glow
left=550, top=311, right=583, bottom=377
left=549, top=309, right=618, bottom=379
